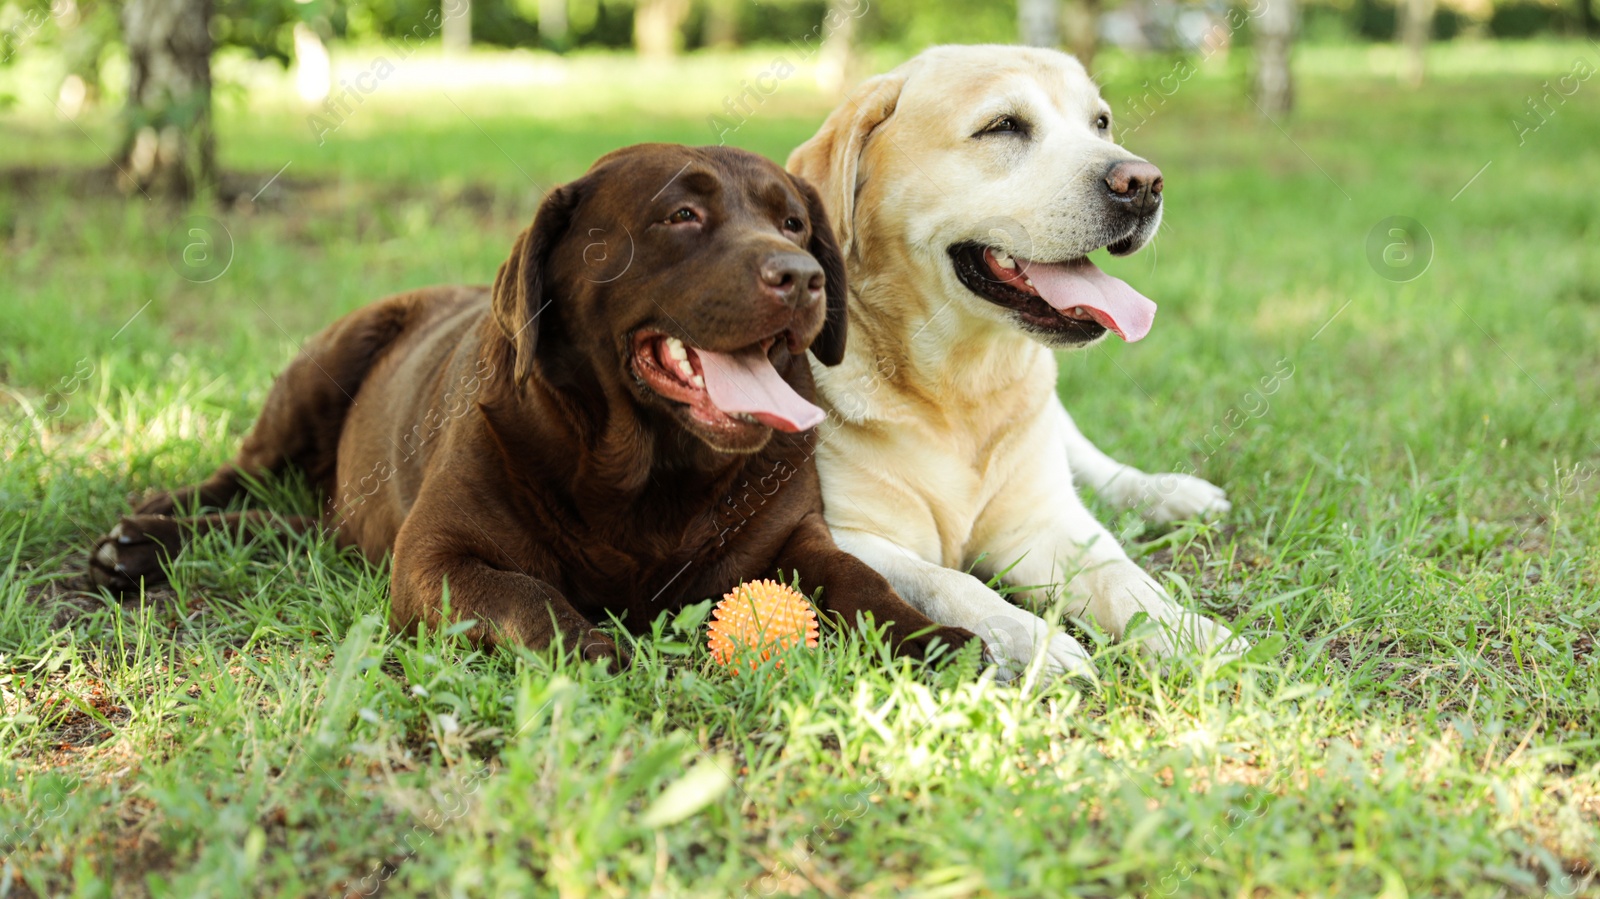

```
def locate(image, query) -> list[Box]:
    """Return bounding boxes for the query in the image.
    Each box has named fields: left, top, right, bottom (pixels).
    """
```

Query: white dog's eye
left=977, top=115, right=1027, bottom=137
left=1095, top=114, right=1111, bottom=132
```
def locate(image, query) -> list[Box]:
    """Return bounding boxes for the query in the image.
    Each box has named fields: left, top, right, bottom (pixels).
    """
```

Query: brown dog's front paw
left=579, top=629, right=631, bottom=673
left=88, top=515, right=183, bottom=592
left=897, top=625, right=980, bottom=664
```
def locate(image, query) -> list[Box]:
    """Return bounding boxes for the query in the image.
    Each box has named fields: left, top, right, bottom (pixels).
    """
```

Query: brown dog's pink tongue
left=696, top=348, right=825, bottom=432
left=1021, top=260, right=1158, bottom=342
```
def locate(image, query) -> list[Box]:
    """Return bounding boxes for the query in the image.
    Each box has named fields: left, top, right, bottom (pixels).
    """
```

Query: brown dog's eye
left=665, top=208, right=699, bottom=224
left=783, top=216, right=804, bottom=232
left=1095, top=114, right=1111, bottom=132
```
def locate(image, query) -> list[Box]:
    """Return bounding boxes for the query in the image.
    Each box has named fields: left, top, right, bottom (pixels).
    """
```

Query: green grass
left=3, top=39, right=1598, bottom=897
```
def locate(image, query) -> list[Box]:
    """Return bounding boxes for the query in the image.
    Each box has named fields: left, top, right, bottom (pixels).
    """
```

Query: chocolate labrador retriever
left=89, top=143, right=975, bottom=668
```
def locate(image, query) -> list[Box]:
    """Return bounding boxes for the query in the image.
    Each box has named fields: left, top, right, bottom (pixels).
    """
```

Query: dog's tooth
left=1023, top=277, right=1035, bottom=288
left=677, top=360, right=695, bottom=378
left=667, top=339, right=688, bottom=361
left=994, top=252, right=1017, bottom=270
left=692, top=374, right=704, bottom=388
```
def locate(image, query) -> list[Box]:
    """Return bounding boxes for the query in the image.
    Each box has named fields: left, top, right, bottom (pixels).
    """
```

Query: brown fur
left=89, top=144, right=975, bottom=668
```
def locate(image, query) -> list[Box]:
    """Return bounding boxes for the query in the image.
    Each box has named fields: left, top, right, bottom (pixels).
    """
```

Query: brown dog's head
left=491, top=144, right=847, bottom=454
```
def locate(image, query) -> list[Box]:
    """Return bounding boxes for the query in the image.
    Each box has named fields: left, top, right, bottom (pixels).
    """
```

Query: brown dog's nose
left=759, top=252, right=825, bottom=308
left=1104, top=160, right=1163, bottom=216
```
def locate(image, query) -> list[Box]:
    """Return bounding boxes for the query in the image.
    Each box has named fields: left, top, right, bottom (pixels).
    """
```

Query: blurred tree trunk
left=443, top=0, right=471, bottom=54
left=1253, top=0, right=1295, bottom=117
left=701, top=0, right=739, bottom=48
left=1398, top=0, right=1433, bottom=87
left=56, top=0, right=107, bottom=116
left=1018, top=0, right=1059, bottom=46
left=539, top=0, right=569, bottom=45
left=119, top=0, right=214, bottom=199
left=634, top=0, right=689, bottom=58
left=816, top=0, right=859, bottom=96
left=292, top=22, right=332, bottom=104
left=1063, top=0, right=1101, bottom=70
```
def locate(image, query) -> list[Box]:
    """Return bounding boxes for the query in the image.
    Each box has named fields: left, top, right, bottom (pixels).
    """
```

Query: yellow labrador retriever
left=788, top=44, right=1246, bottom=679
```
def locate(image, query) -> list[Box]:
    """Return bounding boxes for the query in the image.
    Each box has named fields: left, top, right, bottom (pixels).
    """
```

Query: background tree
left=1018, top=0, right=1060, bottom=47
left=443, top=0, right=471, bottom=53
left=700, top=0, right=738, bottom=48
left=119, top=0, right=214, bottom=198
left=1254, top=0, right=1295, bottom=117
left=633, top=0, right=688, bottom=58
left=1062, top=0, right=1100, bottom=70
left=539, top=0, right=569, bottom=45
left=817, top=0, right=861, bottom=95
left=1399, top=0, right=1434, bottom=86
left=1018, top=0, right=1101, bottom=70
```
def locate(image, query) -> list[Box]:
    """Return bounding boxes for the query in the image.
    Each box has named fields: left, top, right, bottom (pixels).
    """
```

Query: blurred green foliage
left=1308, top=0, right=1467, bottom=41
left=1488, top=0, right=1576, bottom=35
left=2, top=0, right=1589, bottom=62
left=0, top=0, right=1591, bottom=106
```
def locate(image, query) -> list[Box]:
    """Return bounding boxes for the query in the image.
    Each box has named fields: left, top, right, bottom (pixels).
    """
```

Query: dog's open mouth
left=949, top=243, right=1158, bottom=343
left=631, top=331, right=825, bottom=438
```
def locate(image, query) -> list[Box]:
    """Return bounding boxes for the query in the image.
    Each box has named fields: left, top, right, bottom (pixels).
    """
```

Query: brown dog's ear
left=792, top=174, right=849, bottom=367
left=492, top=182, right=583, bottom=389
left=785, top=71, right=907, bottom=262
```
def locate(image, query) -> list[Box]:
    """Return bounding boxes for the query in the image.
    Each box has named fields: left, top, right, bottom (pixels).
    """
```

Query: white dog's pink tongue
left=1022, top=260, right=1157, bottom=342
left=696, top=348, right=825, bottom=432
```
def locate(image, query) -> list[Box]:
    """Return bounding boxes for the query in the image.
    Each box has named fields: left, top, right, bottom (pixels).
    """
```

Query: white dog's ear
left=786, top=72, right=906, bottom=261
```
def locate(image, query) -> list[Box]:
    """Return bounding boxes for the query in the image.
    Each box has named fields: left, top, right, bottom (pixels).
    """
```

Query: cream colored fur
left=788, top=45, right=1245, bottom=679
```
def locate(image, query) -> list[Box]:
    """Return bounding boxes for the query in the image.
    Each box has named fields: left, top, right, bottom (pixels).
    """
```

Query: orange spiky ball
left=706, top=579, right=820, bottom=673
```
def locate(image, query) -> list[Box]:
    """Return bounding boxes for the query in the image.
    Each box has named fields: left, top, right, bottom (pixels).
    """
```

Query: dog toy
left=706, top=579, right=820, bottom=673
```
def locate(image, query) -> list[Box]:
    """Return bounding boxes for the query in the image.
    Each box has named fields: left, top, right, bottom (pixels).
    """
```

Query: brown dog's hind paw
left=88, top=515, right=183, bottom=592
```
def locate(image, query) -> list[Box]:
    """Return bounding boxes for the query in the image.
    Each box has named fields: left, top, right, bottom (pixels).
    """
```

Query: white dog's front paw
left=1098, top=568, right=1249, bottom=660
left=1138, top=610, right=1250, bottom=660
left=976, top=612, right=1096, bottom=682
left=1138, top=472, right=1231, bottom=525
left=1041, top=631, right=1099, bottom=680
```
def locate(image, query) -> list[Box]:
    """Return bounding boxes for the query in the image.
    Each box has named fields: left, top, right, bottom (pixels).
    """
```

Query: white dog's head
left=789, top=44, right=1164, bottom=350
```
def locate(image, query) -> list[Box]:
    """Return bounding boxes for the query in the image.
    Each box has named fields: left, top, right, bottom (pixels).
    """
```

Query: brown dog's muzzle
left=758, top=250, right=827, bottom=312
left=628, top=242, right=833, bottom=452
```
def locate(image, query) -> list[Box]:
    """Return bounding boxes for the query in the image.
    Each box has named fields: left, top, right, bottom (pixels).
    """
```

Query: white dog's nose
left=1104, top=160, right=1164, bottom=216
